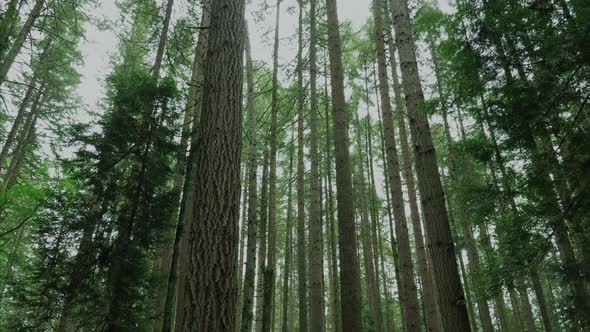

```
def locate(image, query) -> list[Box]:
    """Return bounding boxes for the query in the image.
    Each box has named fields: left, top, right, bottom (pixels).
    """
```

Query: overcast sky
left=75, top=0, right=453, bottom=112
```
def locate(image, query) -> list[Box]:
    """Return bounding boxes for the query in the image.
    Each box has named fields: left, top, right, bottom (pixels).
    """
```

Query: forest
left=0, top=0, right=589, bottom=331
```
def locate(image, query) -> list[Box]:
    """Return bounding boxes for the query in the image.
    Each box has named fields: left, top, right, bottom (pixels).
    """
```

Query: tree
left=181, top=0, right=245, bottom=328
left=325, top=0, right=364, bottom=330
left=390, top=0, right=471, bottom=330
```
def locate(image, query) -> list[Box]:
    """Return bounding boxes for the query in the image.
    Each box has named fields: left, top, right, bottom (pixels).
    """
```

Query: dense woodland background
left=0, top=0, right=589, bottom=331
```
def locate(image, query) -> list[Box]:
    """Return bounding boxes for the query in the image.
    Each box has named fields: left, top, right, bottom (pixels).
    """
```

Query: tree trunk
left=0, top=77, right=36, bottom=171
left=382, top=3, right=442, bottom=329
left=388, top=0, right=470, bottom=320
left=430, top=40, right=494, bottom=332
left=281, top=141, right=295, bottom=332
left=353, top=110, right=382, bottom=332
left=308, top=0, right=325, bottom=329
left=530, top=267, right=552, bottom=332
left=180, top=0, right=245, bottom=327
left=239, top=20, right=260, bottom=332
left=323, top=65, right=341, bottom=332
left=373, top=68, right=403, bottom=329
left=0, top=0, right=45, bottom=87
left=167, top=3, right=211, bottom=329
left=373, top=3, right=421, bottom=330
left=295, top=2, right=309, bottom=330
left=255, top=152, right=270, bottom=332
left=325, top=0, right=364, bottom=329
left=515, top=278, right=538, bottom=331
left=262, top=1, right=282, bottom=330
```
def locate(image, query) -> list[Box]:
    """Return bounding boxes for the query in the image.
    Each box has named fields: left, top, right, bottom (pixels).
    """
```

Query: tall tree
left=239, top=20, right=260, bottom=332
left=308, top=0, right=325, bottom=330
left=296, top=1, right=308, bottom=330
left=373, top=2, right=420, bottom=330
left=325, top=0, right=364, bottom=330
left=389, top=0, right=471, bottom=329
left=180, top=0, right=245, bottom=328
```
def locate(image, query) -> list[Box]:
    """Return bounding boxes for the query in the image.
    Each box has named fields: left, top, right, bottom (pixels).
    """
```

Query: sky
left=75, top=0, right=453, bottom=112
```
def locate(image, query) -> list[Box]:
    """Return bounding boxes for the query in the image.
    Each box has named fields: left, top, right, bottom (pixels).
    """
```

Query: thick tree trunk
left=239, top=21, right=260, bottom=332
left=308, top=0, right=324, bottom=329
left=515, top=278, right=538, bottom=331
left=388, top=0, right=471, bottom=320
left=325, top=0, right=364, bottom=329
left=262, top=2, right=281, bottom=330
left=373, top=4, right=420, bottom=330
left=0, top=0, right=45, bottom=87
left=180, top=0, right=245, bottom=327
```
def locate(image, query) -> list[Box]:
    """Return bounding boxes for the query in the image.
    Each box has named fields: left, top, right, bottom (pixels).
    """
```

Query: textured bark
left=390, top=0, right=471, bottom=326
left=353, top=110, right=382, bottom=332
left=323, top=68, right=341, bottom=332
left=239, top=21, right=259, bottom=332
left=180, top=0, right=245, bottom=328
left=296, top=2, right=309, bottom=330
left=262, top=2, right=281, bottom=330
left=168, top=4, right=210, bottom=329
left=281, top=143, right=295, bottom=332
left=382, top=4, right=442, bottom=331
left=0, top=0, right=45, bottom=87
left=325, top=0, right=364, bottom=329
left=255, top=153, right=270, bottom=332
left=373, top=3, right=420, bottom=331
left=308, top=0, right=324, bottom=330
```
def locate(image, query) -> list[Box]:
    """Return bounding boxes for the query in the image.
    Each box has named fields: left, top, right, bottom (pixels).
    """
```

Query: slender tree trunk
left=281, top=142, right=295, bottom=332
left=239, top=21, right=260, bottom=332
left=180, top=0, right=245, bottom=327
left=1, top=87, right=43, bottom=191
left=0, top=0, right=45, bottom=87
left=152, top=0, right=174, bottom=77
left=0, top=77, right=37, bottom=171
left=237, top=163, right=249, bottom=329
left=325, top=0, right=364, bottom=329
left=515, top=278, right=537, bottom=331
left=508, top=285, right=524, bottom=331
left=262, top=2, right=282, bottom=330
left=353, top=110, right=382, bottom=332
left=308, top=0, right=324, bottom=329
left=530, top=268, right=552, bottom=332
left=295, top=2, right=309, bottom=330
left=0, top=0, right=20, bottom=60
left=430, top=40, right=494, bottom=332
left=323, top=65, right=341, bottom=332
left=373, top=68, right=403, bottom=327
left=382, top=3, right=442, bottom=329
left=373, top=4, right=421, bottom=330
left=255, top=152, right=270, bottom=332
